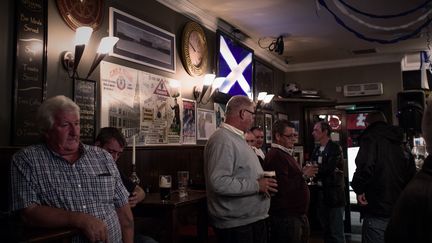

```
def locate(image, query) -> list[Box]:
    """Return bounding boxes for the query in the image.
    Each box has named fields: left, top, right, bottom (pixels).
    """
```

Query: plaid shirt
left=10, top=143, right=130, bottom=243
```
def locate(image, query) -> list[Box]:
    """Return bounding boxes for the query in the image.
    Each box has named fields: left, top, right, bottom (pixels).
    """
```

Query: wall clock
left=181, top=21, right=208, bottom=76
left=56, top=0, right=104, bottom=31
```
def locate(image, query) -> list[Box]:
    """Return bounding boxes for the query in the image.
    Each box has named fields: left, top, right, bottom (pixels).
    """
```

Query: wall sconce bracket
left=62, top=51, right=74, bottom=72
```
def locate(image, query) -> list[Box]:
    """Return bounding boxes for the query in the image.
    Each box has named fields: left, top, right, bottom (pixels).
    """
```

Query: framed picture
left=214, top=103, right=226, bottom=128
left=197, top=109, right=216, bottom=140
left=109, top=7, right=176, bottom=73
left=254, top=60, right=274, bottom=99
left=265, top=113, right=273, bottom=144
left=277, top=113, right=288, bottom=120
left=293, top=146, right=304, bottom=167
left=290, top=120, right=300, bottom=144
left=182, top=99, right=196, bottom=144
left=73, top=78, right=96, bottom=144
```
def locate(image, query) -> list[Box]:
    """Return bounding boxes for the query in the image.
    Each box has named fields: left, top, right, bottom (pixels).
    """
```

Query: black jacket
left=312, top=140, right=345, bottom=207
left=351, top=121, right=416, bottom=217
left=385, top=156, right=432, bottom=243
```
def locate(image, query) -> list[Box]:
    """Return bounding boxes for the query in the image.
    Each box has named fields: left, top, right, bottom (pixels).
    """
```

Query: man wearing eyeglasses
left=263, top=120, right=317, bottom=243
left=311, top=121, right=346, bottom=243
left=204, top=95, right=278, bottom=243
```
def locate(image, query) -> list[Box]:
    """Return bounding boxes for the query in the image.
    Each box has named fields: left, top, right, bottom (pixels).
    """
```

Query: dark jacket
left=351, top=121, right=416, bottom=217
left=312, top=140, right=345, bottom=207
left=264, top=147, right=310, bottom=216
left=385, top=156, right=432, bottom=243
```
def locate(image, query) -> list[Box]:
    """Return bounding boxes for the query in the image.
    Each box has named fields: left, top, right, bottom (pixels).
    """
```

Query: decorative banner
left=347, top=113, right=368, bottom=130
left=100, top=61, right=184, bottom=145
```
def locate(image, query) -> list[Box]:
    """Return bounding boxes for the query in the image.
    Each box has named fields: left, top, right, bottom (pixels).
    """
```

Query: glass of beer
left=159, top=175, right=172, bottom=201
left=177, top=171, right=189, bottom=199
left=263, top=171, right=276, bottom=196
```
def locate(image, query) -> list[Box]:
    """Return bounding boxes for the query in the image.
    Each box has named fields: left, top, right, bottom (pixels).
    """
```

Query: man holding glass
left=263, top=120, right=317, bottom=243
left=204, top=95, right=278, bottom=243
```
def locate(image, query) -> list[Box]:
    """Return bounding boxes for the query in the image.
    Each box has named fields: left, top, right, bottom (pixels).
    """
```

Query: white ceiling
left=161, top=0, right=432, bottom=71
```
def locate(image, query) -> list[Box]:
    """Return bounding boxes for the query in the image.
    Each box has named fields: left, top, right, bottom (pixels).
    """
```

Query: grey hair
left=37, top=95, right=80, bottom=134
left=422, top=97, right=432, bottom=154
left=225, top=95, right=254, bottom=116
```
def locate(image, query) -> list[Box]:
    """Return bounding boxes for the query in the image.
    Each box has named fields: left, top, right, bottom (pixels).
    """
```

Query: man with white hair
left=10, top=95, right=134, bottom=243
left=385, top=98, right=432, bottom=243
left=204, top=95, right=278, bottom=243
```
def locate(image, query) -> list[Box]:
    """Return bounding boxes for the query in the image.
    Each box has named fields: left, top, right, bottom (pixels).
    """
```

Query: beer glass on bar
left=159, top=175, right=172, bottom=201
left=177, top=171, right=189, bottom=199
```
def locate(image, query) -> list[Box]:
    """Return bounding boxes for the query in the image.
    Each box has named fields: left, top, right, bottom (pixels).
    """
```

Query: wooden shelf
left=273, top=97, right=336, bottom=103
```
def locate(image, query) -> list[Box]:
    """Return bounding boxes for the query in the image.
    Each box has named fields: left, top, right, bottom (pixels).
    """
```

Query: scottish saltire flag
left=217, top=32, right=254, bottom=99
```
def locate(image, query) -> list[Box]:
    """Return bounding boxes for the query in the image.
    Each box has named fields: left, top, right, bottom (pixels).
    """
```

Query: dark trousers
left=213, top=218, right=268, bottom=243
left=269, top=214, right=310, bottom=243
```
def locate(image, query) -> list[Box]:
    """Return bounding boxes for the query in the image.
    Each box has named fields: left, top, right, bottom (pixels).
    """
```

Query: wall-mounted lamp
left=193, top=74, right=225, bottom=104
left=169, top=79, right=181, bottom=98
left=256, top=92, right=275, bottom=111
left=62, top=26, right=119, bottom=79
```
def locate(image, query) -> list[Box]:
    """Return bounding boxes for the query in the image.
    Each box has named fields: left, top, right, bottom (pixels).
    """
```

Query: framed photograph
left=265, top=113, right=273, bottom=144
left=290, top=120, right=300, bottom=144
left=197, top=108, right=216, bottom=140
left=73, top=78, right=96, bottom=144
left=109, top=7, right=176, bottom=73
left=214, top=103, right=226, bottom=128
left=182, top=99, right=196, bottom=144
left=293, top=146, right=304, bottom=167
left=254, top=60, right=274, bottom=98
left=277, top=113, right=288, bottom=121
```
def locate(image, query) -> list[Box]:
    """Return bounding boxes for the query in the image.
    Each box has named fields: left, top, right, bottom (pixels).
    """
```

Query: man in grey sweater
left=204, top=95, right=278, bottom=243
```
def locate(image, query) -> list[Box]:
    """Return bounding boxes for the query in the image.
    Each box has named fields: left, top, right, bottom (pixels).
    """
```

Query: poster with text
left=100, top=61, right=182, bottom=145
left=182, top=99, right=196, bottom=144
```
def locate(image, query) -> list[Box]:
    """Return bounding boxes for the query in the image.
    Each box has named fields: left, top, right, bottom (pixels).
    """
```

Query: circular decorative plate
left=56, top=0, right=104, bottom=31
left=181, top=21, right=208, bottom=76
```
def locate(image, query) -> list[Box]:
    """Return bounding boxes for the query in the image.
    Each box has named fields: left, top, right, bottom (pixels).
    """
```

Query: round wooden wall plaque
left=56, top=0, right=104, bottom=30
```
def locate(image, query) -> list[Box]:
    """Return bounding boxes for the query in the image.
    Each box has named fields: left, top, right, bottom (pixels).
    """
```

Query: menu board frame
left=11, top=0, right=47, bottom=145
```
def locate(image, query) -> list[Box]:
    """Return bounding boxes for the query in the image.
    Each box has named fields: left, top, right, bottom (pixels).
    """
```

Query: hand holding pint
left=259, top=171, right=278, bottom=197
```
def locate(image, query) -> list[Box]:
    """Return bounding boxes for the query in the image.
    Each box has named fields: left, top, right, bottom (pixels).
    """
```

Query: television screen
left=216, top=31, right=254, bottom=98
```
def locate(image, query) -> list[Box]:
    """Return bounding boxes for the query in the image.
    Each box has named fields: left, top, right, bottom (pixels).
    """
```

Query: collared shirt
left=221, top=122, right=244, bottom=137
left=271, top=143, right=294, bottom=156
left=10, top=143, right=130, bottom=243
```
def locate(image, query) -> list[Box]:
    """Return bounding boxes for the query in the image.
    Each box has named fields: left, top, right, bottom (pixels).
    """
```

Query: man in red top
left=263, top=120, right=317, bottom=243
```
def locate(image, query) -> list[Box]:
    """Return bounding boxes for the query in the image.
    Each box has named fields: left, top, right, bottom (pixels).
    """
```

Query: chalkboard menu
left=12, top=0, right=47, bottom=145
left=74, top=78, right=96, bottom=144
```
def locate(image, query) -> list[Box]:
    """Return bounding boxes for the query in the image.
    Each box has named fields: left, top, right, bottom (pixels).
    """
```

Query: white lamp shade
left=203, top=74, right=216, bottom=86
left=257, top=92, right=267, bottom=101
left=263, top=94, right=275, bottom=103
left=74, top=26, right=93, bottom=46
left=169, top=79, right=181, bottom=88
left=97, top=37, right=119, bottom=54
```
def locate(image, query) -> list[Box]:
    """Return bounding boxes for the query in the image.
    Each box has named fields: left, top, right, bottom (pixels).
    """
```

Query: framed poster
left=254, top=60, right=274, bottom=99
left=182, top=99, right=196, bottom=144
left=214, top=103, right=226, bottom=128
left=197, top=108, right=216, bottom=140
left=109, top=7, right=176, bottom=73
left=290, top=120, right=300, bottom=144
left=293, top=146, right=304, bottom=167
left=73, top=78, right=96, bottom=144
left=277, top=113, right=288, bottom=121
left=265, top=113, right=273, bottom=144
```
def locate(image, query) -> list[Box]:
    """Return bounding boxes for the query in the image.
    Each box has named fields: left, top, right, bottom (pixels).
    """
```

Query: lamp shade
left=74, top=26, right=93, bottom=46
left=97, top=37, right=119, bottom=54
left=257, top=92, right=267, bottom=101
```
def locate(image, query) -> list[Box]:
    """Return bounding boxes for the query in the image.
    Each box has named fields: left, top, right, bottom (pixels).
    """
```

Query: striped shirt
left=10, top=143, right=130, bottom=243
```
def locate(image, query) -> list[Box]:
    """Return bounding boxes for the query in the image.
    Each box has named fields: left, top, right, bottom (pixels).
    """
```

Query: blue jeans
left=214, top=218, right=268, bottom=243
left=361, top=216, right=389, bottom=243
left=269, top=214, right=309, bottom=243
left=317, top=205, right=346, bottom=243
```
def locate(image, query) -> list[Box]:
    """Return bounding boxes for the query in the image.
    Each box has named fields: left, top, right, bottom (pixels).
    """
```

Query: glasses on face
left=282, top=133, right=298, bottom=139
left=243, top=109, right=256, bottom=116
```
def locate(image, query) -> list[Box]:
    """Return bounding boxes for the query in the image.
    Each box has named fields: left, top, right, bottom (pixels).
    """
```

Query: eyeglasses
left=243, top=109, right=256, bottom=116
left=282, top=133, right=298, bottom=139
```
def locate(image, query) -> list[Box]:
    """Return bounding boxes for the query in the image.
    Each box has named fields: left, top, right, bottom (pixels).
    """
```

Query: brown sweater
left=263, top=147, right=310, bottom=217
